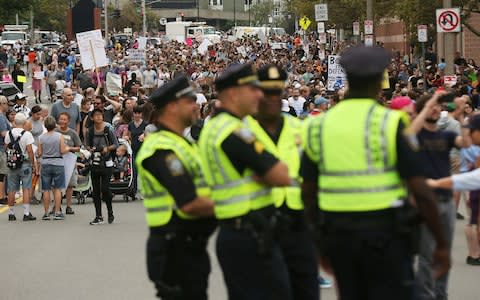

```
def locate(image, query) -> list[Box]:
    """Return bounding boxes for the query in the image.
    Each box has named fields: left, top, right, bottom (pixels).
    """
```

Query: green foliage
left=250, top=0, right=275, bottom=26
left=33, top=0, right=69, bottom=32
left=0, top=0, right=34, bottom=24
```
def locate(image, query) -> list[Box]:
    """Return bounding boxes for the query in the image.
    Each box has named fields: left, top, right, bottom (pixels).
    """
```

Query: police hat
left=257, top=65, right=287, bottom=91
left=150, top=75, right=196, bottom=108
left=215, top=63, right=260, bottom=92
left=340, top=46, right=391, bottom=78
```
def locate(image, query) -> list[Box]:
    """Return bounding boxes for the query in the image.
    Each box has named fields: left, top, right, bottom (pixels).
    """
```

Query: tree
left=33, top=0, right=70, bottom=32
left=250, top=0, right=274, bottom=26
left=0, top=0, right=34, bottom=24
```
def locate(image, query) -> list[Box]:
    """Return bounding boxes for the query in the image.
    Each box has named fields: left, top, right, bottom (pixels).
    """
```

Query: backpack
left=6, top=130, right=26, bottom=169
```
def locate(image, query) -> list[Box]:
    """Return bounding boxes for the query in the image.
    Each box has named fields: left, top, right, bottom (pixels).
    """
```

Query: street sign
left=317, top=22, right=325, bottom=33
left=436, top=8, right=461, bottom=33
left=364, top=35, right=374, bottom=47
left=418, top=25, right=428, bottom=42
left=364, top=20, right=374, bottom=35
left=315, top=4, right=328, bottom=21
left=318, top=32, right=327, bottom=44
left=159, top=18, right=167, bottom=26
left=299, top=16, right=312, bottom=31
left=444, top=75, right=457, bottom=87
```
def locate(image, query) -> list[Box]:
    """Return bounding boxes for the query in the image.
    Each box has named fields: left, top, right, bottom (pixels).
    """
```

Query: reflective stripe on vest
left=304, top=99, right=408, bottom=212
left=198, top=112, right=273, bottom=219
left=136, top=130, right=210, bottom=227
left=245, top=115, right=303, bottom=210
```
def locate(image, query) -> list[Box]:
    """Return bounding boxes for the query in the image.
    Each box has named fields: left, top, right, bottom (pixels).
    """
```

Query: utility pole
left=443, top=0, right=455, bottom=75
left=30, top=7, right=34, bottom=45
left=104, top=0, right=109, bottom=45
left=142, top=0, right=147, bottom=36
left=366, top=0, right=373, bottom=43
left=234, top=0, right=237, bottom=28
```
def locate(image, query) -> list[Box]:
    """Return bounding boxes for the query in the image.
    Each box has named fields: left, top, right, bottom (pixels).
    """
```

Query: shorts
left=450, top=156, right=461, bottom=175
left=0, top=151, right=7, bottom=175
left=68, top=168, right=78, bottom=187
left=7, top=162, right=32, bottom=192
left=41, top=164, right=65, bottom=191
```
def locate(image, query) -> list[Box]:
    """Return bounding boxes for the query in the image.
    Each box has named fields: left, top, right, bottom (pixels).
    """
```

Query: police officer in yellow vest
left=198, top=63, right=292, bottom=300
left=136, top=75, right=216, bottom=300
left=301, top=46, right=450, bottom=299
left=244, top=65, right=318, bottom=299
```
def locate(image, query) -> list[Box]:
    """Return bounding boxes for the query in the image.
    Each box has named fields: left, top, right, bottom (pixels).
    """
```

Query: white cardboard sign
left=76, top=30, right=108, bottom=70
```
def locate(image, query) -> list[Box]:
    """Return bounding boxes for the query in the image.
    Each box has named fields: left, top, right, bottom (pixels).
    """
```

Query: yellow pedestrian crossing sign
left=299, top=16, right=312, bottom=31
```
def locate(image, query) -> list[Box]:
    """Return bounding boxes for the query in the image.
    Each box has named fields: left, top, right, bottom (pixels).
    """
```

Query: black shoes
left=8, top=214, right=16, bottom=221
left=65, top=206, right=75, bottom=215
left=108, top=212, right=114, bottom=224
left=456, top=212, right=465, bottom=220
left=466, top=256, right=480, bottom=265
left=23, top=213, right=37, bottom=221
left=90, top=216, right=104, bottom=225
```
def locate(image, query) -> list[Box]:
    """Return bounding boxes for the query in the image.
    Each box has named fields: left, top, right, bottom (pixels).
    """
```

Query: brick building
left=375, top=13, right=480, bottom=64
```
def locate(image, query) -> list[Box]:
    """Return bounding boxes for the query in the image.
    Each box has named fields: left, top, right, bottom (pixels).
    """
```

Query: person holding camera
left=85, top=108, right=119, bottom=225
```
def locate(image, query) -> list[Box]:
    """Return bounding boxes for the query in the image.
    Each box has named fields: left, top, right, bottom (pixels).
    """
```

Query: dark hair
left=133, top=105, right=143, bottom=114
left=95, top=95, right=106, bottom=103
left=91, top=108, right=104, bottom=116
left=59, top=112, right=71, bottom=120
left=31, top=105, right=42, bottom=114
left=416, top=93, right=433, bottom=114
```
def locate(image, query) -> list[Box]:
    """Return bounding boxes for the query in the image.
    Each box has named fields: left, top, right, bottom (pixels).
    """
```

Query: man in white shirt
left=142, top=65, right=157, bottom=95
left=287, top=88, right=306, bottom=116
left=4, top=113, right=36, bottom=221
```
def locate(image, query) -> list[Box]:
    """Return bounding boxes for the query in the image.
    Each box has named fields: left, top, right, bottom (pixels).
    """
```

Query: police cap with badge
left=149, top=75, right=196, bottom=109
left=340, top=46, right=391, bottom=82
left=215, top=63, right=261, bottom=92
left=257, top=65, right=288, bottom=92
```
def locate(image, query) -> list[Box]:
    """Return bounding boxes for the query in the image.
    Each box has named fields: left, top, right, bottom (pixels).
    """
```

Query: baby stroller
left=74, top=149, right=93, bottom=204
left=110, top=138, right=136, bottom=202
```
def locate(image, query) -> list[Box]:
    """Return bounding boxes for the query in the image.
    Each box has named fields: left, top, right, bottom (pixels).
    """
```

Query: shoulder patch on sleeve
left=233, top=127, right=256, bottom=144
left=402, top=128, right=419, bottom=152
left=165, top=153, right=185, bottom=176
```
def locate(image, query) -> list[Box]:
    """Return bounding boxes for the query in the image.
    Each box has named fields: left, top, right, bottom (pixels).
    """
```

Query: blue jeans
left=415, top=200, right=455, bottom=300
left=41, top=164, right=65, bottom=191
left=7, top=162, right=32, bottom=192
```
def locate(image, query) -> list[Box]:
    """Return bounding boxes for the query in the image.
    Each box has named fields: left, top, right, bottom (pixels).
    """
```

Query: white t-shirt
left=73, top=93, right=84, bottom=107
left=196, top=93, right=207, bottom=107
left=4, top=128, right=35, bottom=159
left=288, top=96, right=306, bottom=116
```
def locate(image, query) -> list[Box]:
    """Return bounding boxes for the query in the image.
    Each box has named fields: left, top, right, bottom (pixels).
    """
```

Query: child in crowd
left=112, top=145, right=128, bottom=181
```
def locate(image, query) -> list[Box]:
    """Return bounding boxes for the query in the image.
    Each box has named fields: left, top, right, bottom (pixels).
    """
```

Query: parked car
left=0, top=81, right=22, bottom=107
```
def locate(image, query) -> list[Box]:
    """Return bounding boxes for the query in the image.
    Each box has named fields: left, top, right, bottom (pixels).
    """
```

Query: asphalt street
left=0, top=196, right=478, bottom=300
left=1, top=74, right=478, bottom=299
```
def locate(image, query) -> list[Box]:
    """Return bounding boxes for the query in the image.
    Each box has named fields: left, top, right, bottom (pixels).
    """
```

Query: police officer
left=244, top=65, right=319, bottom=299
left=136, top=75, right=216, bottom=300
left=198, top=63, right=292, bottom=300
left=301, top=46, right=450, bottom=299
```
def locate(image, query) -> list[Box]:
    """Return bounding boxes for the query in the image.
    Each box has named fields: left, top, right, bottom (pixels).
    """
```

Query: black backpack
left=88, top=125, right=116, bottom=161
left=6, top=130, right=26, bottom=169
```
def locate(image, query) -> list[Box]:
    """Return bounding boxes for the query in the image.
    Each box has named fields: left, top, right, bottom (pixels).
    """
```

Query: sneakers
left=466, top=256, right=480, bottom=265
left=90, top=216, right=104, bottom=225
left=65, top=206, right=75, bottom=215
left=108, top=212, right=114, bottom=224
left=457, top=212, right=465, bottom=220
left=8, top=214, right=16, bottom=221
left=49, top=207, right=62, bottom=216
left=53, top=213, right=65, bottom=220
left=23, top=213, right=37, bottom=221
left=318, top=276, right=332, bottom=289
left=42, top=214, right=51, bottom=221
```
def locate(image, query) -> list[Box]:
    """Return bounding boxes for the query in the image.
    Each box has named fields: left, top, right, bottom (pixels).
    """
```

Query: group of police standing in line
left=136, top=46, right=451, bottom=300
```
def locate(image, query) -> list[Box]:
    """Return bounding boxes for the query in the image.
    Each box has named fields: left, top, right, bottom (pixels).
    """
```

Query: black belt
left=219, top=205, right=276, bottom=230
left=322, top=209, right=396, bottom=232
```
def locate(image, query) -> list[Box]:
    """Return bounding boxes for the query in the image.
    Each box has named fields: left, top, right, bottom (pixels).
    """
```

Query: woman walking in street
left=37, top=116, right=71, bottom=220
left=85, top=108, right=118, bottom=225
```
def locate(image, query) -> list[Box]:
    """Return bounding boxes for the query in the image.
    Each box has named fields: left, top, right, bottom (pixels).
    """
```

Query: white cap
left=281, top=99, right=290, bottom=112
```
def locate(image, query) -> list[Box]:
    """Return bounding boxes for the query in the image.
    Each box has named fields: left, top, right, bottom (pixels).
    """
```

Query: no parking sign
left=436, top=8, right=461, bottom=33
